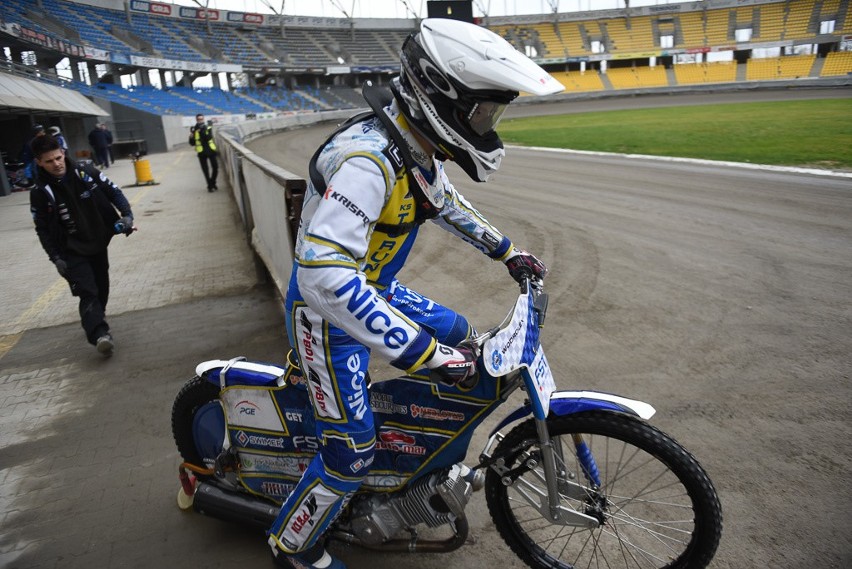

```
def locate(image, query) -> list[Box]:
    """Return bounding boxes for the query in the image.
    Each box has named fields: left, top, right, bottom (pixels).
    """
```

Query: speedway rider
left=270, top=18, right=563, bottom=569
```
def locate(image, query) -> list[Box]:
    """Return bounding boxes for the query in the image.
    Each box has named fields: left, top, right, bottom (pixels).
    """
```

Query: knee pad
left=317, top=428, right=375, bottom=491
left=268, top=432, right=375, bottom=555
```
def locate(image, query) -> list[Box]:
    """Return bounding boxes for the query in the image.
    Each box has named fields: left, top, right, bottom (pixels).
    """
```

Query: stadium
left=0, top=0, right=850, bottom=168
left=1, top=2, right=851, bottom=569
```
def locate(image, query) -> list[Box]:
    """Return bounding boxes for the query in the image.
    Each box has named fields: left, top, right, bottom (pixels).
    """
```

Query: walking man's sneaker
left=96, top=334, right=114, bottom=355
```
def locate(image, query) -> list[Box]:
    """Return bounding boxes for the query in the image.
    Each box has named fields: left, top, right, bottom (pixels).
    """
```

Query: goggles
left=467, top=100, right=508, bottom=136
left=401, top=34, right=515, bottom=137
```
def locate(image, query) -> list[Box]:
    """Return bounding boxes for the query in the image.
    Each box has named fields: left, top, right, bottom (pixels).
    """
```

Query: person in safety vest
left=268, top=19, right=563, bottom=569
left=189, top=113, right=218, bottom=192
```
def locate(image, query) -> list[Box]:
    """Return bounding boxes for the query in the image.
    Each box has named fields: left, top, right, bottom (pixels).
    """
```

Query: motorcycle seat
left=196, top=358, right=287, bottom=387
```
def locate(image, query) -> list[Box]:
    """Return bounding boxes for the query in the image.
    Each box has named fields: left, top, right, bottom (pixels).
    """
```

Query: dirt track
left=248, top=88, right=852, bottom=568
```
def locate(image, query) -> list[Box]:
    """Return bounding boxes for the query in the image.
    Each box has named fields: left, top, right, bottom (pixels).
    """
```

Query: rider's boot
left=270, top=541, right=346, bottom=569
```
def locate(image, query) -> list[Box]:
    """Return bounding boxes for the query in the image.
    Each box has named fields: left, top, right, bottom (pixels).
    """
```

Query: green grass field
left=499, top=99, right=852, bottom=170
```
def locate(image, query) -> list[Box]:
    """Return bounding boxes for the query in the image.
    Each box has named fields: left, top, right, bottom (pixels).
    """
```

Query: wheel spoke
left=596, top=524, right=675, bottom=566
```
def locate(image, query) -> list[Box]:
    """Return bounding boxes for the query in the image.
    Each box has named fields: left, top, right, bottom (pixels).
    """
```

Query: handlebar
left=522, top=276, right=548, bottom=327
left=430, top=276, right=550, bottom=390
left=468, top=276, right=549, bottom=353
left=529, top=278, right=548, bottom=327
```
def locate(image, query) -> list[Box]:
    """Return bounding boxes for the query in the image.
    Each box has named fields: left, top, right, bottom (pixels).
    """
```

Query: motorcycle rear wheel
left=485, top=411, right=722, bottom=569
left=171, top=375, right=220, bottom=468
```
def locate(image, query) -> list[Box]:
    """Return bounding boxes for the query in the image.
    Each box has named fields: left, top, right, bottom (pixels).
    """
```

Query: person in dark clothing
left=189, top=113, right=218, bottom=191
left=29, top=135, right=135, bottom=355
left=48, top=126, right=68, bottom=153
left=88, top=123, right=112, bottom=168
left=103, top=124, right=115, bottom=163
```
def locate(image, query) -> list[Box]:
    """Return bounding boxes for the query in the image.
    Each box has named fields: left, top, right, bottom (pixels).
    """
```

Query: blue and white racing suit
left=268, top=100, right=516, bottom=555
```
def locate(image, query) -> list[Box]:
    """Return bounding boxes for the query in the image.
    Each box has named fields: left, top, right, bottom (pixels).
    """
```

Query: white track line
left=506, top=145, right=852, bottom=179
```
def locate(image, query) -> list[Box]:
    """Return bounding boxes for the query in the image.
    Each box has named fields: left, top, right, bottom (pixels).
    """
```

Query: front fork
left=480, top=417, right=602, bottom=529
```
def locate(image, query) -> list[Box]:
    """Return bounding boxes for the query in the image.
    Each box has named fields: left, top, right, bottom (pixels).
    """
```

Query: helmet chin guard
left=396, top=18, right=563, bottom=182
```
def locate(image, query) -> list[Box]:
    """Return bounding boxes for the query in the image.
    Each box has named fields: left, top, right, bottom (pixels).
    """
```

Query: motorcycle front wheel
left=485, top=411, right=722, bottom=569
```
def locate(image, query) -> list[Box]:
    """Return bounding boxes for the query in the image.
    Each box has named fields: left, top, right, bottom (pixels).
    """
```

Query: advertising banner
left=177, top=6, right=220, bottom=21
left=0, top=22, right=100, bottom=59
left=128, top=0, right=273, bottom=28
left=128, top=1, right=172, bottom=17
left=130, top=55, right=242, bottom=73
left=226, top=12, right=265, bottom=25
left=611, top=50, right=661, bottom=60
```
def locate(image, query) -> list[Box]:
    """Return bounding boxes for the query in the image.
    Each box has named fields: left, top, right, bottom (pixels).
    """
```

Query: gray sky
left=170, top=1, right=682, bottom=19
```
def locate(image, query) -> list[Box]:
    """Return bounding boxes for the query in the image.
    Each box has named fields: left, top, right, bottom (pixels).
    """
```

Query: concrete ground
left=0, top=148, right=289, bottom=568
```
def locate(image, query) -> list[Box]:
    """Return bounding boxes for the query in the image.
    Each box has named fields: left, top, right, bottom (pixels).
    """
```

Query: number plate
left=527, top=346, right=555, bottom=418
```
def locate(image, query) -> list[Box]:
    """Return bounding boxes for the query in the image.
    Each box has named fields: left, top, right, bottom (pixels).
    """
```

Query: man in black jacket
left=88, top=123, right=113, bottom=168
left=29, top=135, right=135, bottom=355
left=189, top=113, right=218, bottom=192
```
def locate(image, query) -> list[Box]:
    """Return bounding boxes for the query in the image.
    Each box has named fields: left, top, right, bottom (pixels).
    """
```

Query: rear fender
left=488, top=390, right=656, bottom=437
left=195, top=358, right=288, bottom=388
left=193, top=400, right=226, bottom=462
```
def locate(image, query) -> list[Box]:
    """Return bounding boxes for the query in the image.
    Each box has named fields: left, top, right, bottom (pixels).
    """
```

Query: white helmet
left=394, top=18, right=563, bottom=182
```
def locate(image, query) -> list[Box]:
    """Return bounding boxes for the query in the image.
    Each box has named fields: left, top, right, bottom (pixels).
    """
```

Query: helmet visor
left=467, top=100, right=508, bottom=136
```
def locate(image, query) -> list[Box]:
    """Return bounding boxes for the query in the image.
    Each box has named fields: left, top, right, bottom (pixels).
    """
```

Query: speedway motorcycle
left=172, top=277, right=722, bottom=569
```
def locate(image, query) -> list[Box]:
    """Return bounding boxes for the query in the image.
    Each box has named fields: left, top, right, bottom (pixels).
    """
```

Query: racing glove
left=52, top=257, right=67, bottom=277
left=426, top=342, right=478, bottom=388
left=504, top=248, right=548, bottom=283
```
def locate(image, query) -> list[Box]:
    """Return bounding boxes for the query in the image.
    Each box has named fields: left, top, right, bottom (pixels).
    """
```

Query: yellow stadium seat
left=821, top=52, right=852, bottom=76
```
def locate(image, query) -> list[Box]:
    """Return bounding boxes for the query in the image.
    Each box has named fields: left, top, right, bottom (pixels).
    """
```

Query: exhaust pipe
left=193, top=481, right=279, bottom=530
left=193, top=480, right=470, bottom=552
left=331, top=515, right=469, bottom=553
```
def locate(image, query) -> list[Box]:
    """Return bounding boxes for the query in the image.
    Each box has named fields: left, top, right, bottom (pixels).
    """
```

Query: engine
left=345, top=464, right=478, bottom=545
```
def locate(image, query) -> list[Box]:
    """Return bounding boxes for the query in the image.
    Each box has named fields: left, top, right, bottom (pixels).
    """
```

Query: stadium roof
left=164, top=0, right=681, bottom=19
left=0, top=73, right=108, bottom=117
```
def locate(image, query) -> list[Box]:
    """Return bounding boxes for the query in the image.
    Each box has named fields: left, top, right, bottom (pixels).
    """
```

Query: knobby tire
left=171, top=375, right=220, bottom=468
left=485, top=411, right=722, bottom=569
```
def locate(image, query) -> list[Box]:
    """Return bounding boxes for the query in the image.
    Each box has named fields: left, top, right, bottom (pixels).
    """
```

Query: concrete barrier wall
left=213, top=110, right=358, bottom=296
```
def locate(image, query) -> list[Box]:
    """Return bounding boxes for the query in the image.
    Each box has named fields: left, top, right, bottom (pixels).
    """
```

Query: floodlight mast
left=190, top=0, right=212, bottom=34
left=260, top=0, right=287, bottom=38
left=327, top=0, right=354, bottom=19
left=398, top=0, right=422, bottom=23
left=327, top=0, right=356, bottom=40
left=473, top=0, right=489, bottom=25
left=547, top=0, right=559, bottom=37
